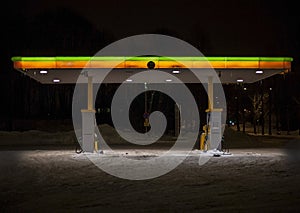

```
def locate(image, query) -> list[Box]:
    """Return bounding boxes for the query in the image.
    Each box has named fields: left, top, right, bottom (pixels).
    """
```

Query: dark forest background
left=1, top=2, right=299, bottom=134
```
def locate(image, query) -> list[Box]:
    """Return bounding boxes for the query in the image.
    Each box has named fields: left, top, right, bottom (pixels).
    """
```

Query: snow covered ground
left=0, top=126, right=300, bottom=212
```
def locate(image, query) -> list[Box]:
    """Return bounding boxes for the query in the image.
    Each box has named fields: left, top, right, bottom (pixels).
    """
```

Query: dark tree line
left=0, top=7, right=115, bottom=130
left=226, top=73, right=300, bottom=134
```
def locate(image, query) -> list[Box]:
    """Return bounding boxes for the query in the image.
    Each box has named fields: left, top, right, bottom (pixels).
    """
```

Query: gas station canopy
left=10, top=56, right=294, bottom=153
left=12, top=56, right=293, bottom=84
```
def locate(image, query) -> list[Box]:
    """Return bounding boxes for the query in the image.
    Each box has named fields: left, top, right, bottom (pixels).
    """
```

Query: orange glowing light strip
left=12, top=56, right=293, bottom=70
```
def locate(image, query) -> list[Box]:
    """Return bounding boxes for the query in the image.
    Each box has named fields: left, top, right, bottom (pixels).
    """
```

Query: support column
left=204, top=76, right=223, bottom=151
left=81, top=76, right=96, bottom=153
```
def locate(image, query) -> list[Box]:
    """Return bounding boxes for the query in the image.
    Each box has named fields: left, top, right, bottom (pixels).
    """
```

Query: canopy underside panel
left=17, top=68, right=286, bottom=84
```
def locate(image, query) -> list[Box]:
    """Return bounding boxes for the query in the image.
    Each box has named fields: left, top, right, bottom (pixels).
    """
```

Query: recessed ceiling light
left=40, top=70, right=48, bottom=74
left=165, top=79, right=173, bottom=82
left=53, top=79, right=60, bottom=83
left=237, top=79, right=244, bottom=83
left=126, top=79, right=133, bottom=82
left=256, top=70, right=263, bottom=74
left=172, top=70, right=180, bottom=74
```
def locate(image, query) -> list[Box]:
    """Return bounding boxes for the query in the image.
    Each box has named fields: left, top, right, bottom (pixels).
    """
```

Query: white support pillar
left=81, top=75, right=96, bottom=153
left=205, top=76, right=223, bottom=151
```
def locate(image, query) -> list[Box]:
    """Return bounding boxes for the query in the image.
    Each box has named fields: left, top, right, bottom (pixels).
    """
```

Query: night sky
left=1, top=0, right=299, bottom=130
left=3, top=0, right=300, bottom=56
